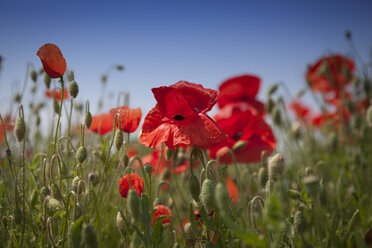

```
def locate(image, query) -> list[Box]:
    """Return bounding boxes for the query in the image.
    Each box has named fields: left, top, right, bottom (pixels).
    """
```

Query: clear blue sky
left=1, top=0, right=372, bottom=118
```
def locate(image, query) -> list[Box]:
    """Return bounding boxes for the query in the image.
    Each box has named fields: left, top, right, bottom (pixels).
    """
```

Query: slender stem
left=53, top=77, right=64, bottom=154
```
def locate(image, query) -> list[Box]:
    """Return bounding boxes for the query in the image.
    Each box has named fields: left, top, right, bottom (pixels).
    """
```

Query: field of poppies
left=1, top=36, right=372, bottom=247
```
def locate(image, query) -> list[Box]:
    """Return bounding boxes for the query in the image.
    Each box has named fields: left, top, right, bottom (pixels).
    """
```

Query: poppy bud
left=76, top=146, right=88, bottom=163
left=265, top=180, right=273, bottom=196
left=82, top=224, right=99, bottom=248
left=30, top=69, right=37, bottom=83
left=116, top=212, right=126, bottom=236
left=165, top=147, right=173, bottom=160
left=114, top=130, right=124, bottom=151
left=68, top=70, right=74, bottom=81
left=123, top=154, right=129, bottom=167
left=303, top=175, right=320, bottom=196
left=153, top=197, right=163, bottom=206
left=15, top=116, right=26, bottom=141
left=345, top=30, right=352, bottom=40
left=51, top=183, right=62, bottom=200
left=14, top=208, right=22, bottom=225
left=215, top=182, right=231, bottom=212
left=268, top=153, right=284, bottom=181
left=53, top=98, right=59, bottom=114
left=201, top=179, right=215, bottom=213
left=293, top=210, right=307, bottom=233
left=258, top=167, right=268, bottom=188
left=40, top=186, right=50, bottom=197
left=291, top=121, right=301, bottom=140
left=127, top=189, right=140, bottom=220
left=6, top=149, right=11, bottom=159
left=189, top=174, right=200, bottom=202
left=232, top=140, right=248, bottom=151
left=267, top=84, right=278, bottom=96
left=116, top=64, right=124, bottom=71
left=77, top=180, right=84, bottom=195
left=31, top=85, right=37, bottom=94
left=272, top=106, right=281, bottom=125
left=366, top=106, right=372, bottom=127
left=85, top=112, right=92, bottom=129
left=44, top=74, right=51, bottom=89
left=144, top=163, right=153, bottom=175
left=72, top=176, right=80, bottom=192
left=88, top=172, right=98, bottom=186
left=47, top=197, right=61, bottom=212
left=69, top=80, right=79, bottom=98
left=266, top=98, right=275, bottom=113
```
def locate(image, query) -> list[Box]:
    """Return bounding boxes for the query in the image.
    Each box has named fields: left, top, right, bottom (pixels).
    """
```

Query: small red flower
left=90, top=113, right=113, bottom=135
left=217, top=75, right=265, bottom=114
left=45, top=88, right=69, bottom=101
left=153, top=205, right=171, bottom=225
left=141, top=149, right=172, bottom=175
left=289, top=100, right=312, bottom=123
left=119, top=173, right=144, bottom=198
left=140, top=81, right=226, bottom=150
left=109, top=105, right=142, bottom=133
left=306, top=55, right=355, bottom=94
left=226, top=176, right=239, bottom=203
left=37, top=43, right=67, bottom=78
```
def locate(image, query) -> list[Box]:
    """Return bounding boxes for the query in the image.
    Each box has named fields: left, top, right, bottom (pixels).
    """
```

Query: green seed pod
left=116, top=64, right=124, bottom=71
left=272, top=106, right=281, bottom=125
left=123, top=154, right=129, bottom=167
left=114, top=130, right=124, bottom=151
left=258, top=167, right=268, bottom=188
left=47, top=197, right=61, bottom=212
left=82, top=224, right=99, bottom=248
left=127, top=189, right=140, bottom=220
left=189, top=174, right=200, bottom=202
left=291, top=121, right=301, bottom=140
left=116, top=212, right=126, bottom=236
left=53, top=98, right=59, bottom=114
left=40, top=186, right=51, bottom=197
left=144, top=163, right=153, bottom=175
left=201, top=179, right=215, bottom=213
left=232, top=140, right=248, bottom=151
left=30, top=69, right=37, bottom=82
left=15, top=116, right=26, bottom=141
left=51, top=183, right=62, bottom=200
left=303, top=175, right=320, bottom=196
left=72, top=176, right=80, bottom=192
left=69, top=80, right=79, bottom=98
left=44, top=74, right=51, bottom=89
left=13, top=93, right=21, bottom=103
left=366, top=106, right=372, bottom=127
left=85, top=112, right=92, bottom=129
left=215, top=182, right=231, bottom=212
left=268, top=153, right=284, bottom=181
left=76, top=146, right=88, bottom=163
left=293, top=210, right=307, bottom=233
left=266, top=98, right=275, bottom=113
left=267, top=84, right=278, bottom=96
left=31, top=85, right=37, bottom=94
left=14, top=208, right=22, bottom=225
left=165, top=146, right=173, bottom=160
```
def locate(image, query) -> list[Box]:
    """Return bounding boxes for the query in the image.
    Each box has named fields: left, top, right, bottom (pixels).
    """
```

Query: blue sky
left=1, top=0, right=372, bottom=118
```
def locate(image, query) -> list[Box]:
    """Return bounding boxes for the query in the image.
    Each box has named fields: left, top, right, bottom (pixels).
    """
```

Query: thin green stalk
left=53, top=77, right=64, bottom=154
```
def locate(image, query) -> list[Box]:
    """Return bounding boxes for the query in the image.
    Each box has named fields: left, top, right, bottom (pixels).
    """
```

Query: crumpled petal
left=37, top=43, right=66, bottom=78
left=109, top=105, right=142, bottom=133
left=90, top=113, right=113, bottom=135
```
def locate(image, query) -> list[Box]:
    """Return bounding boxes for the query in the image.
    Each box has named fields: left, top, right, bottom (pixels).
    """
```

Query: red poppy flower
left=90, top=113, right=113, bottom=135
left=312, top=107, right=351, bottom=128
left=217, top=75, right=265, bottom=114
left=289, top=100, right=312, bottom=122
left=45, top=88, right=69, bottom=101
left=109, top=105, right=142, bottom=133
left=210, top=102, right=276, bottom=164
left=306, top=55, right=355, bottom=94
left=141, top=149, right=172, bottom=175
left=119, top=173, right=144, bottom=198
left=153, top=205, right=171, bottom=225
left=225, top=176, right=239, bottom=203
left=140, top=81, right=226, bottom=150
left=37, top=43, right=67, bottom=78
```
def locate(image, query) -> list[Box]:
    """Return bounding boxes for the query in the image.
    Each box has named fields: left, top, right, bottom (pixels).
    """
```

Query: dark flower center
left=173, top=115, right=185, bottom=121
left=233, top=132, right=242, bottom=141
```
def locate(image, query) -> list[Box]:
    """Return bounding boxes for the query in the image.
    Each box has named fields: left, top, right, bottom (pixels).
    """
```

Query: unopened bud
left=201, top=179, right=215, bottom=213
left=53, top=98, right=59, bottom=114
left=76, top=146, right=88, bottom=163
left=345, top=30, right=352, bottom=40
left=68, top=70, right=75, bottom=81
left=272, top=106, right=281, bottom=125
left=51, top=183, right=62, bottom=200
left=144, top=163, right=153, bottom=175
left=15, top=116, right=26, bottom=141
left=116, top=64, right=124, bottom=71
left=44, top=74, right=51, bottom=89
left=305, top=167, right=312, bottom=175
left=258, top=167, right=268, bottom=188
left=69, top=80, right=79, bottom=98
left=47, top=197, right=61, bottom=212
left=30, top=69, right=37, bottom=83
left=114, top=130, right=124, bottom=150
left=82, top=224, right=99, bottom=248
left=116, top=212, right=126, bottom=236
left=189, top=174, right=200, bottom=202
left=267, top=84, right=278, bottom=96
left=40, top=186, right=50, bottom=197
left=268, top=153, right=284, bottom=180
left=153, top=197, right=163, bottom=206
left=165, top=147, right=173, bottom=160
left=291, top=121, right=301, bottom=140
left=215, top=182, right=231, bottom=212
left=127, top=189, right=140, bottom=220
left=88, top=172, right=98, bottom=186
left=232, top=140, right=248, bottom=151
left=72, top=176, right=81, bottom=192
left=266, top=98, right=275, bottom=113
left=85, top=112, right=92, bottom=129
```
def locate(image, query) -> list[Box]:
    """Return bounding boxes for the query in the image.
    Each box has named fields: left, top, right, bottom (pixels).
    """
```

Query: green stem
left=53, top=77, right=64, bottom=154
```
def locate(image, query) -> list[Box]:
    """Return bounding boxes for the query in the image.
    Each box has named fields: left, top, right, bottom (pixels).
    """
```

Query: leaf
left=68, top=216, right=84, bottom=248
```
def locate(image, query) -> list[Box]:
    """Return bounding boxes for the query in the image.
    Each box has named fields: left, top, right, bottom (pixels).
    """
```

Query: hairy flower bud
left=144, top=163, right=153, bottom=175
left=215, top=182, right=231, bottom=212
left=47, top=197, right=61, bottom=212
left=232, top=140, right=248, bottom=151
left=267, top=84, right=278, bottom=96
left=127, top=189, right=140, bottom=220
left=51, top=183, right=62, bottom=200
left=15, top=116, right=26, bottom=142
left=114, top=130, right=124, bottom=151
left=201, top=179, right=215, bottom=213
left=69, top=80, right=79, bottom=98
left=116, top=212, right=126, bottom=236
left=85, top=112, right=92, bottom=129
left=268, top=153, right=284, bottom=181
left=258, top=167, right=268, bottom=188
left=44, top=74, right=51, bottom=89
left=76, top=146, right=88, bottom=163
left=165, top=146, right=173, bottom=160
left=30, top=69, right=37, bottom=83
left=189, top=174, right=200, bottom=202
left=72, top=176, right=81, bottom=192
left=40, top=186, right=51, bottom=197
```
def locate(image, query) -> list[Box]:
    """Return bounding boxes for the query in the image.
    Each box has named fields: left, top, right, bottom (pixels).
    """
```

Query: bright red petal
left=109, top=105, right=142, bottom=133
left=90, top=113, right=113, bottom=135
left=37, top=43, right=66, bottom=78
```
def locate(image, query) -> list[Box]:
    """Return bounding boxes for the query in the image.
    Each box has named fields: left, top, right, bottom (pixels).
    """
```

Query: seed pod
left=116, top=212, right=126, bottom=236
left=82, top=224, right=99, bottom=248
left=258, top=167, right=268, bottom=188
left=51, top=183, right=62, bottom=200
left=127, top=189, right=140, bottom=220
left=232, top=140, right=248, bottom=151
left=72, top=176, right=81, bottom=192
left=53, top=98, right=59, bottom=114
left=293, top=210, right=307, bottom=233
left=215, top=182, right=230, bottom=212
left=201, top=179, right=215, bottom=213
left=189, top=174, right=200, bottom=202
left=85, top=112, right=92, bottom=129
left=272, top=106, right=281, bottom=125
left=144, top=163, right=153, bottom=175
left=268, top=153, right=284, bottom=181
left=114, top=130, right=124, bottom=150
left=69, top=80, right=79, bottom=98
left=76, top=146, right=87, bottom=163
left=30, top=69, right=37, bottom=82
left=44, top=74, right=51, bottom=89
left=47, top=197, right=61, bottom=212
left=15, top=116, right=26, bottom=141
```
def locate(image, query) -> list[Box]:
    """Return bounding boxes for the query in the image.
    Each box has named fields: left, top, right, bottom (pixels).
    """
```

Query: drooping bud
left=268, top=153, right=284, bottom=181
left=116, top=212, right=126, bottom=236
left=82, top=224, right=99, bottom=248
left=291, top=121, right=301, bottom=140
left=272, top=106, right=281, bottom=125
left=189, top=174, right=200, bottom=202
left=114, top=130, right=124, bottom=151
left=53, top=98, right=59, bottom=114
left=15, top=116, right=26, bottom=141
left=258, top=167, right=268, bottom=188
left=69, top=80, right=79, bottom=98
left=85, top=112, right=92, bottom=129
left=47, top=197, right=61, bottom=212
left=215, top=182, right=231, bottom=212
left=44, top=74, right=51, bottom=89
left=267, top=84, right=278, bottom=96
left=293, top=210, right=307, bottom=233
left=232, top=140, right=248, bottom=151
left=201, top=179, right=215, bottom=213
left=303, top=175, right=320, bottom=196
left=30, top=69, right=37, bottom=83
left=266, top=98, right=275, bottom=113
left=76, top=146, right=88, bottom=163
left=40, top=186, right=51, bottom=197
left=116, top=64, right=124, bottom=71
left=72, top=176, right=81, bottom=192
left=144, top=163, right=153, bottom=175
left=127, top=189, right=140, bottom=220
